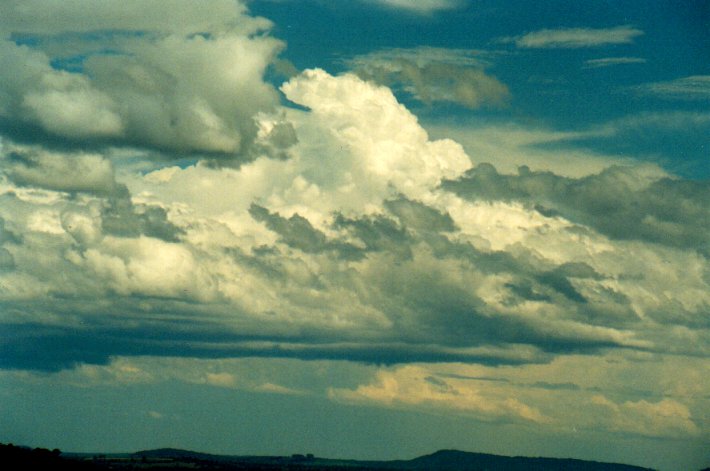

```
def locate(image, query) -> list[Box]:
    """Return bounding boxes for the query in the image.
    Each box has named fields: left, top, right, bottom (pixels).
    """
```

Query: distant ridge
left=1, top=443, right=663, bottom=471
left=132, top=447, right=222, bottom=460
left=128, top=447, right=657, bottom=471
left=391, top=449, right=656, bottom=471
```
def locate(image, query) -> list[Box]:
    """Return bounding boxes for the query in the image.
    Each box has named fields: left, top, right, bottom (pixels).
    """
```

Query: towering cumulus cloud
left=0, top=1, right=708, bottom=462
left=2, top=66, right=708, bottom=371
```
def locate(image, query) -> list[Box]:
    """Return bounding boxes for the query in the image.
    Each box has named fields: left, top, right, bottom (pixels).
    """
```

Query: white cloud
left=6, top=351, right=708, bottom=445
left=22, top=78, right=124, bottom=139
left=1, top=64, right=709, bottom=452
left=633, top=75, right=710, bottom=100
left=0, top=0, right=268, bottom=36
left=330, top=352, right=707, bottom=438
left=78, top=236, right=213, bottom=300
left=205, top=372, right=238, bottom=388
left=0, top=4, right=707, bottom=458
left=591, top=396, right=700, bottom=438
left=330, top=364, right=549, bottom=423
left=583, top=57, right=647, bottom=68
left=1, top=69, right=709, bottom=380
left=0, top=40, right=124, bottom=139
left=279, top=69, right=472, bottom=206
left=147, top=410, right=163, bottom=419
left=505, top=26, right=643, bottom=48
left=0, top=1, right=283, bottom=159
left=365, top=0, right=463, bottom=14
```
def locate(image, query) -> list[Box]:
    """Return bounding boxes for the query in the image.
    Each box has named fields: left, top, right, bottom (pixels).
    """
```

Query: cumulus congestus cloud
left=2, top=68, right=709, bottom=375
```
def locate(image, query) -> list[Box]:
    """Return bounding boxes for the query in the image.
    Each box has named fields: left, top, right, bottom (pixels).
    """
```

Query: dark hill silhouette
left=392, top=449, right=655, bottom=471
left=1, top=443, right=98, bottom=471
left=0, top=443, right=671, bottom=471
left=133, top=447, right=223, bottom=461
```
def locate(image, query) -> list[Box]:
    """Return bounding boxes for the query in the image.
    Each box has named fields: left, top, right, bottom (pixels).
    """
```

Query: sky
left=0, top=1, right=708, bottom=470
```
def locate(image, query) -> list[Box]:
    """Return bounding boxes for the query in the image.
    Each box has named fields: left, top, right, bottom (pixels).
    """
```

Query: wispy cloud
left=503, top=25, right=643, bottom=48
left=633, top=75, right=710, bottom=100
left=365, top=0, right=463, bottom=14
left=583, top=56, right=647, bottom=68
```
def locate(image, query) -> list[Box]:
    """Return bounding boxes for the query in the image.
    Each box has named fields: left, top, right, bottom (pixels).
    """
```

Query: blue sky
left=251, top=0, right=710, bottom=176
left=0, top=1, right=708, bottom=470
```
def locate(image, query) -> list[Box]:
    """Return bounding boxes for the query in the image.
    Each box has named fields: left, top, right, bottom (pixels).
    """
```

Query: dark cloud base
left=443, top=163, right=710, bottom=255
left=6, top=319, right=632, bottom=372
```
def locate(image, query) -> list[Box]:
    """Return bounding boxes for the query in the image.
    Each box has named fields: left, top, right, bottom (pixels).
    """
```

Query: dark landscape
left=1, top=443, right=675, bottom=471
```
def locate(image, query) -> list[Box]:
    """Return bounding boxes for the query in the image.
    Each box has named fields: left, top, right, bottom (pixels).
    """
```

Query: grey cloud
left=529, top=381, right=581, bottom=391
left=0, top=247, right=14, bottom=270
left=250, top=197, right=456, bottom=262
left=438, top=373, right=511, bottom=383
left=423, top=375, right=453, bottom=392
left=504, top=281, right=552, bottom=303
left=4, top=146, right=119, bottom=195
left=443, top=163, right=710, bottom=254
left=384, top=197, right=457, bottom=233
left=0, top=39, right=124, bottom=141
left=350, top=48, right=509, bottom=109
left=554, top=262, right=603, bottom=279
left=0, top=40, right=706, bottom=387
left=101, top=190, right=184, bottom=243
left=0, top=216, right=21, bottom=245
left=249, top=199, right=616, bottom=352
left=0, top=2, right=284, bottom=162
left=366, top=257, right=632, bottom=354
left=331, top=197, right=457, bottom=262
left=333, top=212, right=412, bottom=260
left=0, top=214, right=20, bottom=270
left=250, top=203, right=340, bottom=254
left=1, top=144, right=183, bottom=243
left=0, top=298, right=554, bottom=372
left=0, top=193, right=645, bottom=372
left=250, top=196, right=642, bottom=348
left=250, top=119, right=299, bottom=161
left=536, top=270, right=588, bottom=304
